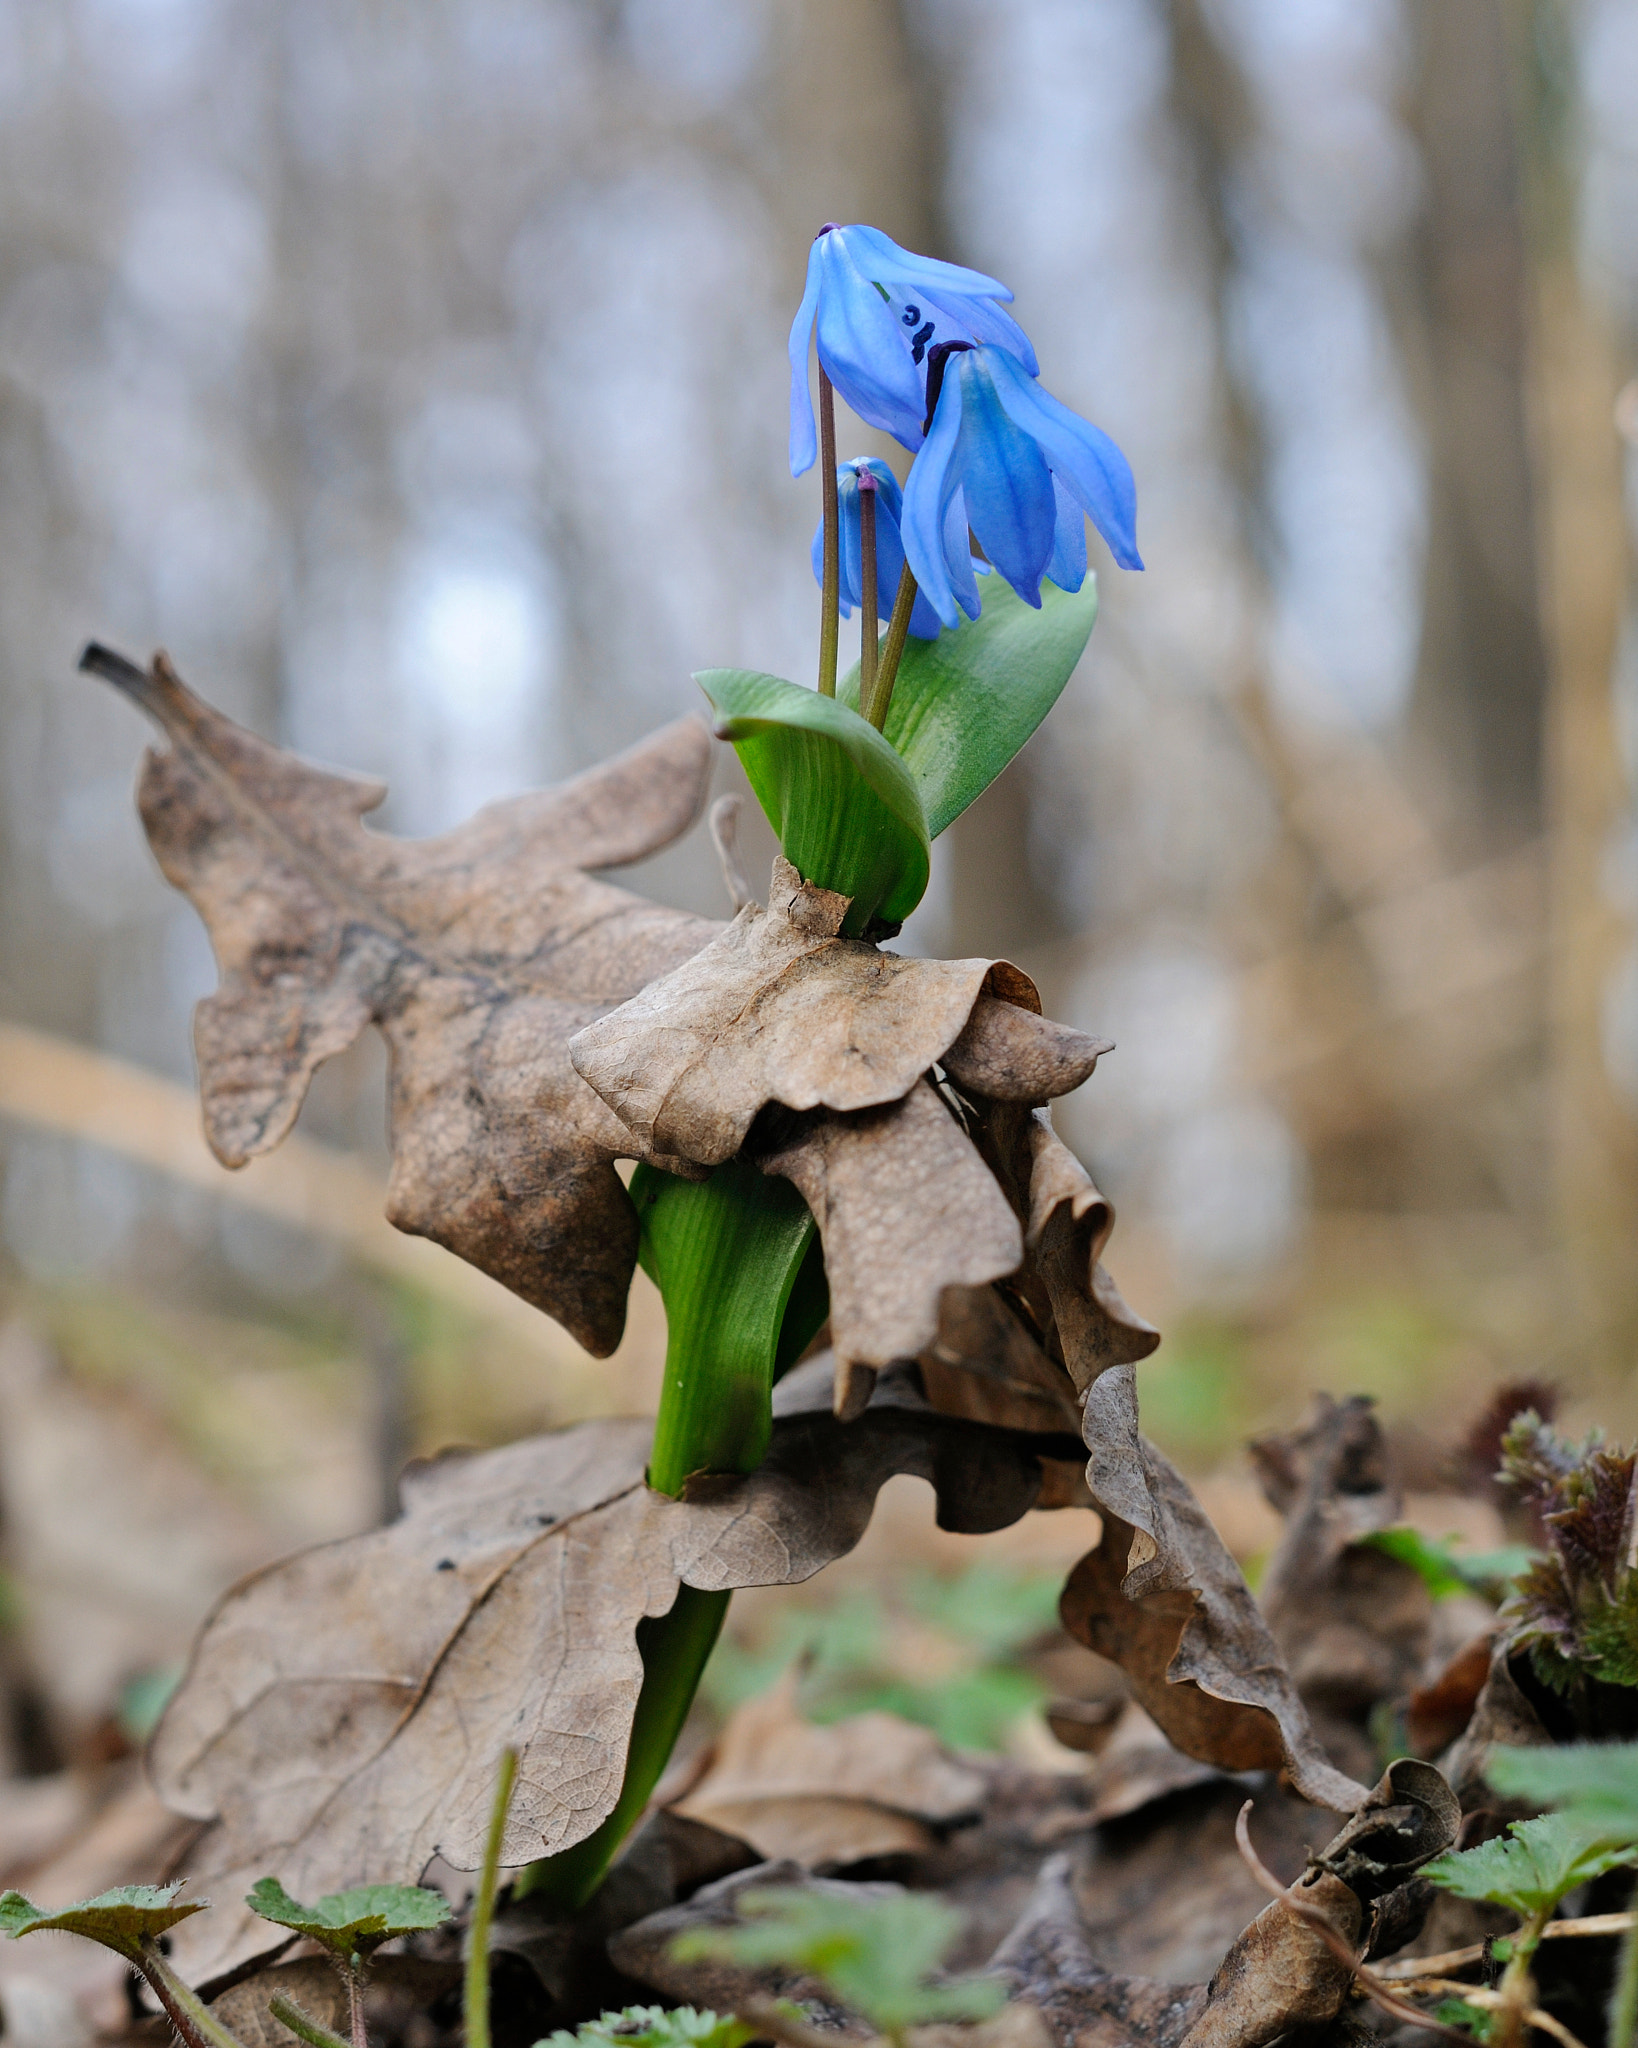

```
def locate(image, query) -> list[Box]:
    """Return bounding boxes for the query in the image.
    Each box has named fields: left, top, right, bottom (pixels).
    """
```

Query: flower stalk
left=857, top=469, right=879, bottom=718
left=464, top=1746, right=518, bottom=2048
left=817, top=368, right=840, bottom=696
left=865, top=564, right=919, bottom=732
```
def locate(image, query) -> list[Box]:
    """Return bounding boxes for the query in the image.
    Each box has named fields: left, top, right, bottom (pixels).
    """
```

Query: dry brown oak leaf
left=148, top=1355, right=1081, bottom=1987
left=81, top=643, right=722, bottom=1355
left=569, top=858, right=1116, bottom=1403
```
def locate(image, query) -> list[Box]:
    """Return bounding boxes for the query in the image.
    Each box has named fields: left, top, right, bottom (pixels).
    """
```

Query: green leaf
left=0, top=1884, right=206, bottom=1959
left=634, top=1157, right=825, bottom=1497
left=1360, top=1528, right=1538, bottom=1600
left=838, top=576, right=1098, bottom=838
left=1487, top=1742, right=1638, bottom=1839
left=696, top=669, right=930, bottom=935
left=535, top=2005, right=759, bottom=2048
left=672, top=1886, right=1006, bottom=2035
left=246, top=1877, right=449, bottom=1962
left=1423, top=1812, right=1638, bottom=1917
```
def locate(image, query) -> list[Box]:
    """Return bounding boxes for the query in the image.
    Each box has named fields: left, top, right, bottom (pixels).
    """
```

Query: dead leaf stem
left=1378, top=1914, right=1638, bottom=1981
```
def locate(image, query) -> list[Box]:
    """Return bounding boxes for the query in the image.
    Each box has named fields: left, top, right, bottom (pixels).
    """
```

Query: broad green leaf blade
left=838, top=576, right=1098, bottom=838
left=1361, top=1529, right=1537, bottom=1600
left=696, top=670, right=930, bottom=935
left=633, top=1157, right=824, bottom=1496
left=1423, top=1812, right=1638, bottom=1917
left=0, top=1884, right=206, bottom=1958
left=1487, top=1741, right=1638, bottom=1837
left=247, top=1877, right=449, bottom=1958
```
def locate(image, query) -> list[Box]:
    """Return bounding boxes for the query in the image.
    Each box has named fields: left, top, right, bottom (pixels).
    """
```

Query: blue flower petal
left=839, top=224, right=1014, bottom=304
left=813, top=239, right=927, bottom=449
left=940, top=486, right=983, bottom=622
left=950, top=354, right=1056, bottom=608
left=1046, top=477, right=1088, bottom=593
left=916, top=288, right=1039, bottom=377
left=901, top=366, right=968, bottom=630
left=787, top=239, right=825, bottom=476
left=984, top=346, right=1143, bottom=571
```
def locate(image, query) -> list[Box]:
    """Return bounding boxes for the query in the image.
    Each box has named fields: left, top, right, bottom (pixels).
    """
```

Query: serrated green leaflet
left=0, top=1883, right=205, bottom=1957
left=1424, top=1812, right=1638, bottom=1917
left=696, top=669, right=929, bottom=935
left=1487, top=1741, right=1638, bottom=1836
left=536, top=2006, right=760, bottom=2048
left=838, top=576, right=1098, bottom=838
left=247, top=1876, right=450, bottom=1958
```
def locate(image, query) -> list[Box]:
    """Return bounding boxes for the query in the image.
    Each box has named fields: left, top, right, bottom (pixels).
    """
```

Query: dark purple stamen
left=923, top=340, right=974, bottom=433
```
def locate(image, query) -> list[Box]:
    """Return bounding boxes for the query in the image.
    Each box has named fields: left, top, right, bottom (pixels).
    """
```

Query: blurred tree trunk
left=1403, top=0, right=1549, bottom=859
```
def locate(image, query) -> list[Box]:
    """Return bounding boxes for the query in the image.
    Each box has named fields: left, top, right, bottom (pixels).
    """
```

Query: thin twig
left=1233, top=1802, right=1473, bottom=2044
left=1381, top=1915, right=1638, bottom=1982
left=1411, top=1983, right=1591, bottom=2048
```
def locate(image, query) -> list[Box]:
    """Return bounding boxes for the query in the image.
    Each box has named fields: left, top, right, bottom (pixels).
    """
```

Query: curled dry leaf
left=761, top=1082, right=1026, bottom=1406
left=671, top=1667, right=989, bottom=1868
left=568, top=856, right=1103, bottom=1168
left=84, top=644, right=719, bottom=1355
left=1058, top=1442, right=1370, bottom=1815
left=150, top=1359, right=1072, bottom=1986
left=1176, top=1763, right=1457, bottom=2048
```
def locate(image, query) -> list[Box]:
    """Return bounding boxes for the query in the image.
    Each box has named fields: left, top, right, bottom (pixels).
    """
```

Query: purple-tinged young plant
left=787, top=224, right=1036, bottom=475
left=902, top=340, right=1142, bottom=629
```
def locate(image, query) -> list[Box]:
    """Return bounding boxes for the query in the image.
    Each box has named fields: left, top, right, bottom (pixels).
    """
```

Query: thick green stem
left=1610, top=1884, right=1638, bottom=2048
left=464, top=1746, right=518, bottom=2048
left=517, top=1160, right=827, bottom=1911
left=866, top=563, right=919, bottom=731
left=817, top=369, right=840, bottom=697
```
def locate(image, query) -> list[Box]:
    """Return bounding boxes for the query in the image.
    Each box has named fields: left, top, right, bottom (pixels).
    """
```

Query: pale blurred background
left=0, top=0, right=1636, bottom=1775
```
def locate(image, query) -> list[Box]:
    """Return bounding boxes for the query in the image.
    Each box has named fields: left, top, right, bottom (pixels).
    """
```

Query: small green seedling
left=672, top=1886, right=1006, bottom=2047
left=247, top=1877, right=451, bottom=2048
left=1484, top=1743, right=1638, bottom=2048
left=536, top=2004, right=761, bottom=2048
left=1423, top=1812, right=1636, bottom=1921
left=0, top=1885, right=241, bottom=2048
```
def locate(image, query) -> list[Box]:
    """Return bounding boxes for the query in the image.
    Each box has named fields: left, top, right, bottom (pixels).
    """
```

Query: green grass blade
left=839, top=576, right=1098, bottom=838
left=696, top=669, right=929, bottom=934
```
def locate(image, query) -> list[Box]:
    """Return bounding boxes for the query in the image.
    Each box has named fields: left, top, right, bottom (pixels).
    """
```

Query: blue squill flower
left=811, top=459, right=945, bottom=641
left=901, top=342, right=1142, bottom=628
left=788, top=224, right=1037, bottom=476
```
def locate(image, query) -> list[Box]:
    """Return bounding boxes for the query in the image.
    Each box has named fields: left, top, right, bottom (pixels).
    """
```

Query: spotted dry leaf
left=567, top=856, right=1105, bottom=1168
left=84, top=644, right=719, bottom=1354
left=149, top=1357, right=1072, bottom=1986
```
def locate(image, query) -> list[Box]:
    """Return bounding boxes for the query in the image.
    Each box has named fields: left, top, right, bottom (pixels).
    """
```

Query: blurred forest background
left=0, top=0, right=1636, bottom=1785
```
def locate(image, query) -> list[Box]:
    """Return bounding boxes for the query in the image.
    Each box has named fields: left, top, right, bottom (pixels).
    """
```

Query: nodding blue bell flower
left=902, top=341, right=1142, bottom=629
left=812, top=458, right=946, bottom=641
left=788, top=224, right=1037, bottom=477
